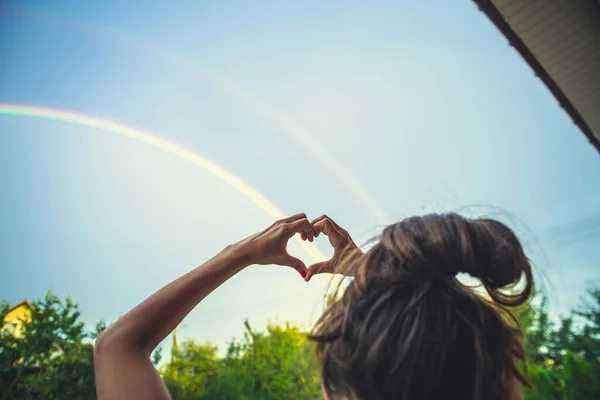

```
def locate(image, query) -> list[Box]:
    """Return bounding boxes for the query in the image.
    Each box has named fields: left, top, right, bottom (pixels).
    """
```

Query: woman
left=94, top=213, right=532, bottom=399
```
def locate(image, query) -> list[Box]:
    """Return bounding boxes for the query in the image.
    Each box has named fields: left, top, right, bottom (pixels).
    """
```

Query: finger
left=281, top=255, right=308, bottom=278
left=328, top=218, right=349, bottom=236
left=301, top=228, right=314, bottom=241
left=305, top=261, right=331, bottom=282
left=318, top=215, right=348, bottom=236
left=312, top=214, right=349, bottom=237
left=285, top=218, right=313, bottom=236
left=279, top=213, right=307, bottom=224
left=313, top=218, right=342, bottom=238
left=310, top=214, right=330, bottom=225
left=306, top=228, right=315, bottom=242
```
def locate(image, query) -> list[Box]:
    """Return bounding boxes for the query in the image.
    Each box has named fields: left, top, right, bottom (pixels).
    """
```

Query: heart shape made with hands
left=245, top=213, right=359, bottom=281
left=298, top=215, right=360, bottom=282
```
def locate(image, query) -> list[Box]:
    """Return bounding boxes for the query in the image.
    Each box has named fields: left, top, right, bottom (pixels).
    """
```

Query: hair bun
left=380, top=213, right=533, bottom=307
left=459, top=218, right=527, bottom=289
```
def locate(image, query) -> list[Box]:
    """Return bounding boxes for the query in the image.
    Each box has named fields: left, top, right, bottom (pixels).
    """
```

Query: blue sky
left=1, top=0, right=599, bottom=356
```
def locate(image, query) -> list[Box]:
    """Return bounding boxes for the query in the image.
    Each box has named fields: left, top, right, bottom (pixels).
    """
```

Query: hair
left=309, top=212, right=534, bottom=400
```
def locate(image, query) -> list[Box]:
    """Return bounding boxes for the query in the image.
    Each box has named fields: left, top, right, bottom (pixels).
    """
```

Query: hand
left=303, top=215, right=362, bottom=282
left=234, top=213, right=314, bottom=278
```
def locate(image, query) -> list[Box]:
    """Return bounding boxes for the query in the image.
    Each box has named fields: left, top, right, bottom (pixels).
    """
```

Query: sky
left=1, top=0, right=599, bottom=357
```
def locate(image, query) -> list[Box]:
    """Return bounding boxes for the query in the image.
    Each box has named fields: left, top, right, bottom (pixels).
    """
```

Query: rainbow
left=5, top=3, right=388, bottom=224
left=0, top=103, right=326, bottom=263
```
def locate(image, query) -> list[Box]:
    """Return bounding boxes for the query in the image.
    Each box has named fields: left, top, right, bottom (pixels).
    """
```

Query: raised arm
left=93, top=213, right=313, bottom=400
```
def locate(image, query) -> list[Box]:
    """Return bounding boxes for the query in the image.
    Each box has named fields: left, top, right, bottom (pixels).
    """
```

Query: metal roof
left=474, top=0, right=600, bottom=154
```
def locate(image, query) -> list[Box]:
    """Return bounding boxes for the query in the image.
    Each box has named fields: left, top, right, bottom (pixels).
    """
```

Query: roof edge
left=5, top=299, right=34, bottom=314
left=474, top=0, right=600, bottom=154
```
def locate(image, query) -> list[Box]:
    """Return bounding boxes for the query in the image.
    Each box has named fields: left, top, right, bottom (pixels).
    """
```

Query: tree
left=160, top=339, right=218, bottom=399
left=519, top=287, right=600, bottom=400
left=1, top=300, right=23, bottom=399
left=562, top=351, right=599, bottom=400
left=521, top=364, right=561, bottom=400
left=0, top=291, right=97, bottom=400
left=571, top=288, right=600, bottom=370
left=161, top=320, right=322, bottom=400
left=3, top=285, right=600, bottom=399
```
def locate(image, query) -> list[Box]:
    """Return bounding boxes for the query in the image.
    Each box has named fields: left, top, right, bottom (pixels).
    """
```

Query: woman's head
left=310, top=213, right=533, bottom=400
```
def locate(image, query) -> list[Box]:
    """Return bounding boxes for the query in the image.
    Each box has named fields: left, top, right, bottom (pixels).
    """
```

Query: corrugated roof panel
left=493, top=1, right=529, bottom=19
left=489, top=0, right=600, bottom=147
left=572, top=86, right=599, bottom=108
left=524, top=5, right=588, bottom=51
left=510, top=2, right=569, bottom=33
left=540, top=37, right=596, bottom=78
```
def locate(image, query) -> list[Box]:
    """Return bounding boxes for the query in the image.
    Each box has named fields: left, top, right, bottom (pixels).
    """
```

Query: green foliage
left=161, top=340, right=218, bottom=399
left=218, top=320, right=321, bottom=400
left=18, top=342, right=95, bottom=400
left=522, top=364, right=561, bottom=400
left=152, top=344, right=163, bottom=367
left=572, top=288, right=600, bottom=370
left=162, top=320, right=322, bottom=400
left=0, top=291, right=97, bottom=400
left=562, top=351, right=599, bottom=400
left=3, top=286, right=600, bottom=399
left=519, top=287, right=600, bottom=400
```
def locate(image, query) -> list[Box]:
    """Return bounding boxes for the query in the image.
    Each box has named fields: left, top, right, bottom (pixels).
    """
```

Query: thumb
left=305, top=261, right=331, bottom=282
left=280, top=255, right=308, bottom=279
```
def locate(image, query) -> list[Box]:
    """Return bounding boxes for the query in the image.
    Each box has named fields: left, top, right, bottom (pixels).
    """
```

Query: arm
left=94, top=213, right=313, bottom=400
